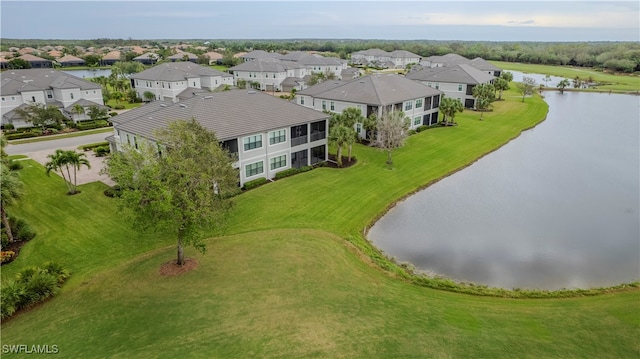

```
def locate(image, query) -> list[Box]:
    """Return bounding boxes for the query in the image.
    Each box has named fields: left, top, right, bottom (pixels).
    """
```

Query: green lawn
left=105, top=99, right=143, bottom=110
left=2, top=89, right=638, bottom=357
left=492, top=61, right=640, bottom=93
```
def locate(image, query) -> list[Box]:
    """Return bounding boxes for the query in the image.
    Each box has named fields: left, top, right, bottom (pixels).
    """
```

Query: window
left=404, top=101, right=413, bottom=111
left=93, top=90, right=96, bottom=94
left=269, top=129, right=286, bottom=145
left=300, top=96, right=305, bottom=105
left=414, top=117, right=421, bottom=126
left=458, top=84, right=463, bottom=92
left=356, top=123, right=362, bottom=133
left=134, top=136, right=139, bottom=149
left=270, top=155, right=286, bottom=170
left=31, top=96, right=36, bottom=102
left=415, top=98, right=423, bottom=109
left=245, top=161, right=263, bottom=177
left=243, top=135, right=262, bottom=151
left=168, top=83, right=171, bottom=89
left=1, top=97, right=4, bottom=102
left=86, top=91, right=89, bottom=95
left=70, top=93, right=74, bottom=99
left=11, top=97, right=16, bottom=101
left=427, top=82, right=432, bottom=88
left=330, top=101, right=335, bottom=111
left=435, top=83, right=440, bottom=90
left=322, top=101, right=327, bottom=110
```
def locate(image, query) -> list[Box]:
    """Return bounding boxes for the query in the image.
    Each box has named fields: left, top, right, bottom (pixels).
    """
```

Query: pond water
left=63, top=68, right=112, bottom=79
left=368, top=91, right=639, bottom=290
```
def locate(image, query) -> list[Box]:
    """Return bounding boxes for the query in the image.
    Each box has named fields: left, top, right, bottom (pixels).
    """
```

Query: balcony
left=291, top=135, right=307, bottom=147
left=310, top=131, right=326, bottom=142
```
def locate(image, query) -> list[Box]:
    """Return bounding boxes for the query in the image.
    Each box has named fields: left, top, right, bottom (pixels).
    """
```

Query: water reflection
left=369, top=91, right=639, bottom=290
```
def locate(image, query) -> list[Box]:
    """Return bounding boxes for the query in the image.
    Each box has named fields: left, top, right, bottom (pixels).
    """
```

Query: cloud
left=507, top=19, right=536, bottom=25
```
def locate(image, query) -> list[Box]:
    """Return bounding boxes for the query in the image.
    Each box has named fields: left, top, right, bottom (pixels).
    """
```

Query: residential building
left=130, top=62, right=233, bottom=102
left=57, top=54, right=86, bottom=67
left=1, top=69, right=105, bottom=128
left=168, top=52, right=198, bottom=63
left=203, top=51, right=223, bottom=65
left=297, top=74, right=442, bottom=138
left=421, top=53, right=502, bottom=77
left=406, top=64, right=495, bottom=108
left=133, top=53, right=160, bottom=65
left=107, top=90, right=330, bottom=186
left=350, top=49, right=421, bottom=69
left=17, top=54, right=53, bottom=68
left=239, top=50, right=280, bottom=62
left=229, top=57, right=308, bottom=92
left=100, top=51, right=121, bottom=66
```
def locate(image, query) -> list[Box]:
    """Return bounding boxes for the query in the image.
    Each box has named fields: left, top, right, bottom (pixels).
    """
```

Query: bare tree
left=373, top=110, right=409, bottom=167
left=517, top=76, right=537, bottom=102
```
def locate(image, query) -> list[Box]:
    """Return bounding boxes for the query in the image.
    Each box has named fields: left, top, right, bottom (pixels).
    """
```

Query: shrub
left=0, top=280, right=26, bottom=319
left=1, top=263, right=71, bottom=319
left=104, top=185, right=122, bottom=198
left=10, top=217, right=36, bottom=242
left=8, top=160, right=23, bottom=171
left=94, top=146, right=110, bottom=157
left=408, top=129, right=417, bottom=136
left=22, top=271, right=59, bottom=304
left=274, top=168, right=298, bottom=180
left=109, top=112, right=118, bottom=117
left=79, top=141, right=109, bottom=151
left=416, top=125, right=429, bottom=133
left=0, top=232, right=8, bottom=250
left=113, top=104, right=125, bottom=110
left=5, top=132, right=38, bottom=140
left=243, top=177, right=268, bottom=190
left=2, top=123, right=15, bottom=130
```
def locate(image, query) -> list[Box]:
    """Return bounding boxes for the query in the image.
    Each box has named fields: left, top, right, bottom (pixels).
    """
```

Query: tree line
left=3, top=39, right=639, bottom=72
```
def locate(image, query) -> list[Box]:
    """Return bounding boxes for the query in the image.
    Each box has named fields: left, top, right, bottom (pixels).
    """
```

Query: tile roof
left=64, top=99, right=107, bottom=112
left=300, top=74, right=442, bottom=106
left=131, top=62, right=231, bottom=82
left=240, top=50, right=281, bottom=60
left=112, top=89, right=329, bottom=141
left=57, top=54, right=85, bottom=63
left=405, top=64, right=495, bottom=85
left=168, top=52, right=198, bottom=60
left=1, top=69, right=101, bottom=95
left=229, top=58, right=304, bottom=72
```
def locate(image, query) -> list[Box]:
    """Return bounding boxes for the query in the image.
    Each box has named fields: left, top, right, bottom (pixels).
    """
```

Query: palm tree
left=329, top=123, right=351, bottom=167
left=557, top=79, right=570, bottom=94
left=45, top=150, right=91, bottom=194
left=543, top=75, right=551, bottom=87
left=1, top=163, right=23, bottom=243
left=340, top=107, right=363, bottom=161
left=494, top=78, right=509, bottom=100
left=439, top=97, right=463, bottom=126
left=71, top=104, right=85, bottom=121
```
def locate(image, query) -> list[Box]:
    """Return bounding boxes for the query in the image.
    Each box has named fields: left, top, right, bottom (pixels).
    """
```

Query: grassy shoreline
left=2, top=88, right=638, bottom=357
left=491, top=60, right=640, bottom=93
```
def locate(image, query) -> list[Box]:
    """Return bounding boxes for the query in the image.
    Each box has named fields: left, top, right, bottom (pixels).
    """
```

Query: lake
left=368, top=91, right=639, bottom=290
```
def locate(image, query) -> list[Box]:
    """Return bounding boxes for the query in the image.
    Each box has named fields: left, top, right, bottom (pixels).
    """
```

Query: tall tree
left=543, top=74, right=552, bottom=87
left=500, top=71, right=513, bottom=83
left=143, top=91, right=156, bottom=102
left=340, top=107, right=364, bottom=161
left=45, top=150, right=91, bottom=195
left=557, top=79, right=571, bottom=94
left=329, top=124, right=350, bottom=168
left=472, top=83, right=495, bottom=120
left=373, top=110, right=409, bottom=167
left=103, top=119, right=238, bottom=266
left=517, top=76, right=537, bottom=102
left=14, top=103, right=66, bottom=131
left=494, top=77, right=509, bottom=100
left=0, top=163, right=23, bottom=243
left=87, top=105, right=108, bottom=122
left=439, top=97, right=464, bottom=126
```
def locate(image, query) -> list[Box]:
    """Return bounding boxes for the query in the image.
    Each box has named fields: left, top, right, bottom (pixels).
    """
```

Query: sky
left=1, top=0, right=639, bottom=42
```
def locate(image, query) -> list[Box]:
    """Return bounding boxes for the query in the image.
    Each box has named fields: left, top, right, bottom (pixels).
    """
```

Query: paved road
left=5, top=132, right=115, bottom=186
left=5, top=132, right=112, bottom=155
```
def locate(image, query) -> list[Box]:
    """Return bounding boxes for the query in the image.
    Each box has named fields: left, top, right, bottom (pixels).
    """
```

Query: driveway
left=6, top=132, right=115, bottom=186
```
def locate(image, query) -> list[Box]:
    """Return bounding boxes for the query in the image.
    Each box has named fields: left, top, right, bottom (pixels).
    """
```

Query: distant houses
left=350, top=49, right=421, bottom=69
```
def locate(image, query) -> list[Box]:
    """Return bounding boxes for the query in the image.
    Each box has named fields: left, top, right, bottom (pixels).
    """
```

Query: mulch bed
left=326, top=154, right=358, bottom=168
left=1, top=240, right=29, bottom=266
left=159, top=258, right=198, bottom=276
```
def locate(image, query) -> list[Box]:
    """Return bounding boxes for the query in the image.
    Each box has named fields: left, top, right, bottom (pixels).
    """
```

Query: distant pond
left=63, top=68, right=112, bottom=79
left=368, top=91, right=639, bottom=290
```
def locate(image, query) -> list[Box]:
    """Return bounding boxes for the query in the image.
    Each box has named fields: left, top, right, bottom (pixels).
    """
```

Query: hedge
left=5, top=132, right=39, bottom=140
left=243, top=177, right=268, bottom=190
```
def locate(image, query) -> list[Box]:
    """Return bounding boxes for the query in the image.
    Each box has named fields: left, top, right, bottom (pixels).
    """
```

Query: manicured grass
left=211, top=64, right=229, bottom=72
left=2, top=89, right=638, bottom=357
left=492, top=61, right=640, bottom=93
left=1, top=161, right=162, bottom=288
left=2, top=230, right=638, bottom=358
left=105, top=99, right=143, bottom=110
left=7, top=127, right=114, bottom=144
